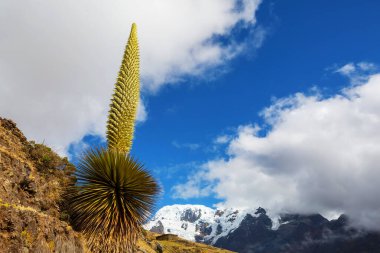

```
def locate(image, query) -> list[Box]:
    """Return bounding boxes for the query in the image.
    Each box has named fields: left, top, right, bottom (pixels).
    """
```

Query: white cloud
left=335, top=63, right=356, bottom=75
left=214, top=135, right=231, bottom=144
left=137, top=100, right=148, bottom=123
left=335, top=62, right=379, bottom=85
left=67, top=139, right=90, bottom=161
left=172, top=168, right=214, bottom=199
left=0, top=0, right=262, bottom=155
left=172, top=141, right=200, bottom=151
left=173, top=70, right=380, bottom=230
left=357, top=62, right=377, bottom=71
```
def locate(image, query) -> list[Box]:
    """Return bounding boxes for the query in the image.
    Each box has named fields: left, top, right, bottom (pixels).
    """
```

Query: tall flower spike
left=107, top=23, right=140, bottom=154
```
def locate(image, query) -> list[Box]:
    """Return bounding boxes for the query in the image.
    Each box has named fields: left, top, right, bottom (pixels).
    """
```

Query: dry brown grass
left=136, top=231, right=236, bottom=253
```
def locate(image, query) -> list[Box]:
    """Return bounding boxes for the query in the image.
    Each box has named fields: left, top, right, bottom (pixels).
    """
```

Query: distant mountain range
left=145, top=204, right=380, bottom=253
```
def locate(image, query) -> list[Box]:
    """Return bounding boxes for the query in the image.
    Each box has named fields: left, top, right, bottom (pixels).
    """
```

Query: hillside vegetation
left=0, top=117, right=234, bottom=253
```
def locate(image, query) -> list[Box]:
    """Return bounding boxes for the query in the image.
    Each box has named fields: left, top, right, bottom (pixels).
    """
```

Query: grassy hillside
left=0, top=117, right=233, bottom=253
left=136, top=231, right=234, bottom=253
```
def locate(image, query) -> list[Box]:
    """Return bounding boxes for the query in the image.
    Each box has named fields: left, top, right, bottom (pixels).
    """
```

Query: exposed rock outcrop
left=146, top=204, right=380, bottom=253
left=0, top=117, right=85, bottom=252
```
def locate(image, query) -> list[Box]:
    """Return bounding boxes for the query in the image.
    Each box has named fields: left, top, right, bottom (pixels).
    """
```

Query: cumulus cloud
left=173, top=69, right=380, bottom=230
left=172, top=168, right=214, bottom=199
left=0, top=0, right=262, bottom=155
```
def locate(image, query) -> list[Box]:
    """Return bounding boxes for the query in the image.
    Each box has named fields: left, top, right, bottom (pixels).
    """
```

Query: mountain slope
left=144, top=204, right=264, bottom=245
left=146, top=204, right=380, bottom=253
left=0, top=117, right=233, bottom=253
left=137, top=230, right=234, bottom=253
left=0, top=117, right=85, bottom=252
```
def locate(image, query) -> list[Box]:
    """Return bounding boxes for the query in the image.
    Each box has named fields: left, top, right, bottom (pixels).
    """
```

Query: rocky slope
left=0, top=117, right=85, bottom=252
left=0, top=117, right=233, bottom=253
left=146, top=205, right=380, bottom=253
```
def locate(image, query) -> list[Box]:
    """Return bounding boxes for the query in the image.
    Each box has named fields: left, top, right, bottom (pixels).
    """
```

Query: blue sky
left=2, top=0, right=380, bottom=228
left=65, top=0, right=380, bottom=210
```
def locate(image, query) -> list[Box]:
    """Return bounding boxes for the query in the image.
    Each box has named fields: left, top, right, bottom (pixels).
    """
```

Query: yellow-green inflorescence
left=69, top=23, right=159, bottom=253
left=107, top=23, right=140, bottom=154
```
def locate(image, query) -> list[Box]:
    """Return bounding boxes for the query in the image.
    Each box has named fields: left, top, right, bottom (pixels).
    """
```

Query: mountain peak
left=146, top=204, right=380, bottom=253
left=145, top=204, right=260, bottom=243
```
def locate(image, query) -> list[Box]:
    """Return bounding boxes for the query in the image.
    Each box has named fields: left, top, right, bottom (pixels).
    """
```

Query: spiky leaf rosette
left=69, top=148, right=159, bottom=252
left=107, top=23, right=140, bottom=154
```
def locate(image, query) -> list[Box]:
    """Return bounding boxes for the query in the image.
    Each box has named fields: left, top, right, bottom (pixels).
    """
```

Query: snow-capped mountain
left=145, top=205, right=380, bottom=253
left=144, top=204, right=266, bottom=244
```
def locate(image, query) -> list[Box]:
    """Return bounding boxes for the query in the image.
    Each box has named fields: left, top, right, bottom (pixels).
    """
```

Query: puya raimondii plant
left=68, top=24, right=159, bottom=253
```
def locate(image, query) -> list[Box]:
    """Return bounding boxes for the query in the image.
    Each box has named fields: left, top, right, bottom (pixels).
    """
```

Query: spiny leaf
left=68, top=148, right=160, bottom=252
left=107, top=23, right=140, bottom=154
